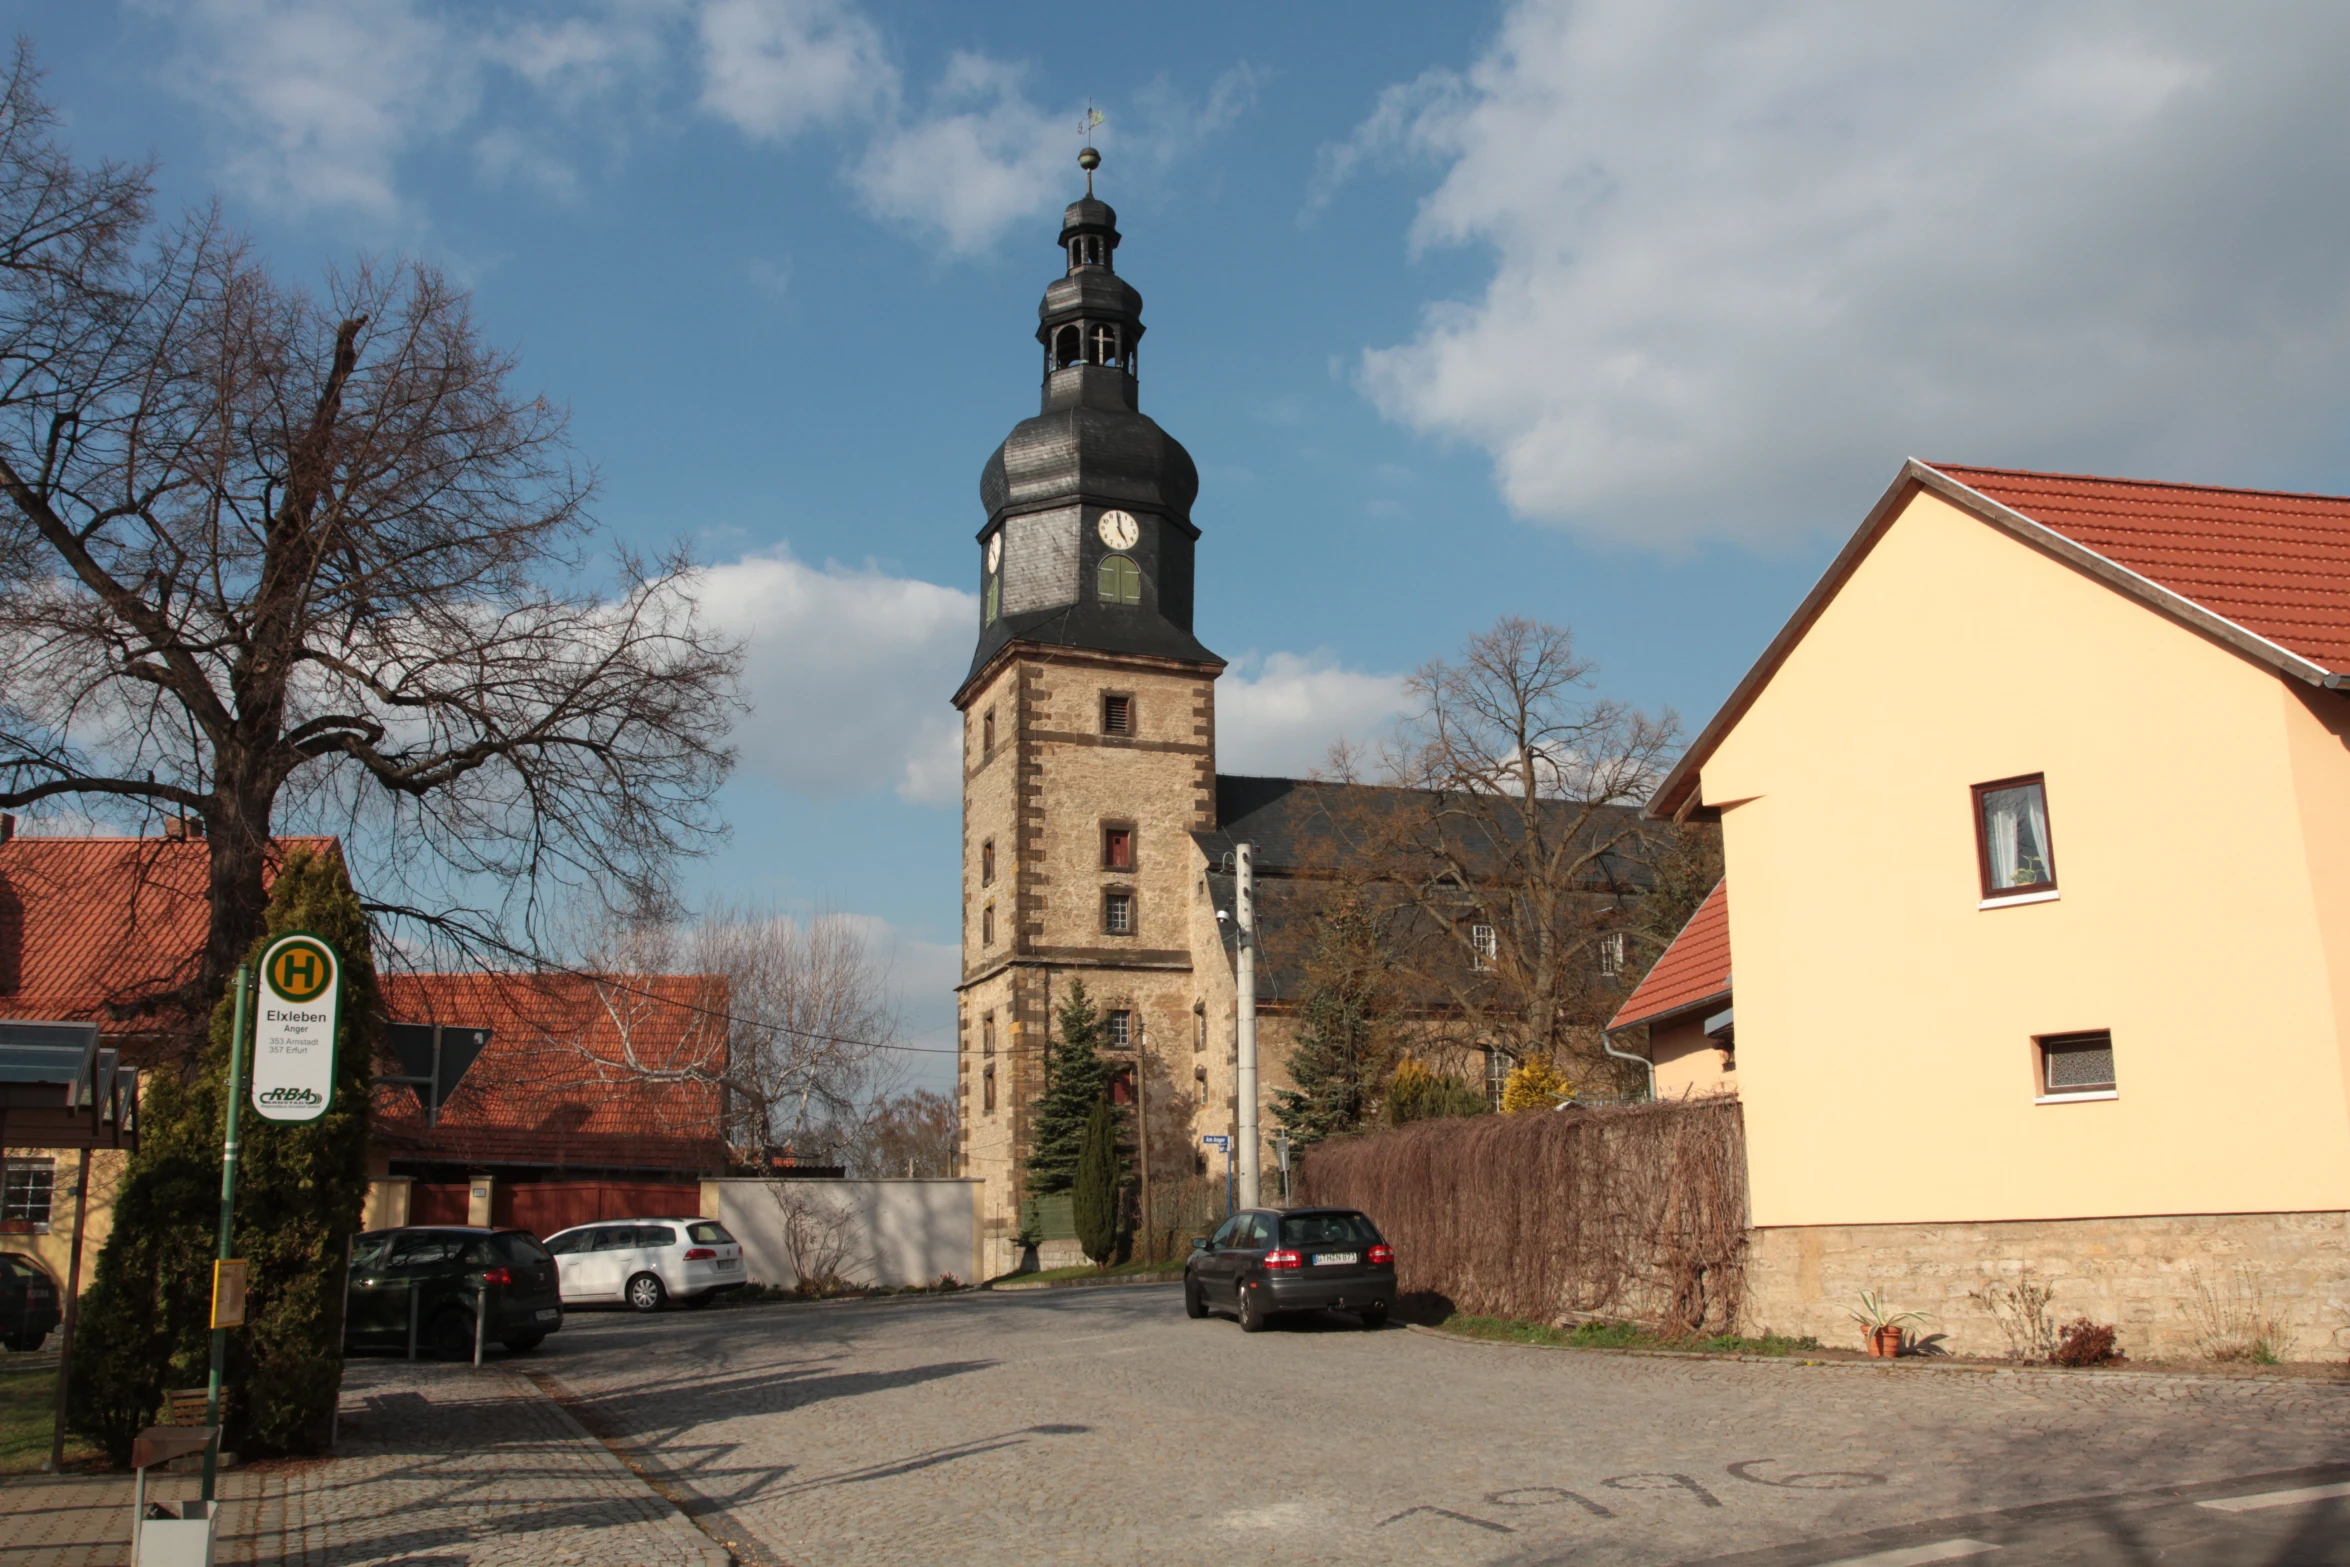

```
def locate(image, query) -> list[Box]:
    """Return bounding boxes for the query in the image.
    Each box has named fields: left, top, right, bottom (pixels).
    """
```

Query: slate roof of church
left=1656, top=459, right=2350, bottom=817
left=373, top=970, right=730, bottom=1176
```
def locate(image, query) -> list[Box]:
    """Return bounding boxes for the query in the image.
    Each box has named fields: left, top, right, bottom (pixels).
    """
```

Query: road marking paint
left=2198, top=1480, right=2350, bottom=1512
left=1813, top=1542, right=1998, bottom=1567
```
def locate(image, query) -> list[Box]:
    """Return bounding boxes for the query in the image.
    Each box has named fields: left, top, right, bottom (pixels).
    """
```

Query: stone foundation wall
left=1746, top=1210, right=2350, bottom=1361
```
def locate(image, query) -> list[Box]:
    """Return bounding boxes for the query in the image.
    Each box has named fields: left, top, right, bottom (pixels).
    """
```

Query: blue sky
left=18, top=2, right=2350, bottom=1082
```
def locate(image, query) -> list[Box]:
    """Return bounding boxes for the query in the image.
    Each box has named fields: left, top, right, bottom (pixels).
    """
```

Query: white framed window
left=2, top=1157, right=54, bottom=1228
left=1471, top=923, right=1498, bottom=970
left=1103, top=891, right=1134, bottom=934
left=1483, top=1048, right=1509, bottom=1108
left=1107, top=1010, right=1132, bottom=1049
left=1597, top=932, right=1626, bottom=978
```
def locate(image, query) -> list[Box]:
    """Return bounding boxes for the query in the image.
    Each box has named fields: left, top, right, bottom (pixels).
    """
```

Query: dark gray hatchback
left=1184, top=1207, right=1395, bottom=1332
left=344, top=1227, right=564, bottom=1358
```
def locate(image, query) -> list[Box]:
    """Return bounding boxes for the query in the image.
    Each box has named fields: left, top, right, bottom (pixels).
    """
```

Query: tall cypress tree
left=70, top=847, right=378, bottom=1463
left=1072, top=1101, right=1121, bottom=1267
left=1024, top=978, right=1118, bottom=1195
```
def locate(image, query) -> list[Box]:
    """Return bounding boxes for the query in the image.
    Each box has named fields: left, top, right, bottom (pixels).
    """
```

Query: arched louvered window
left=1098, top=554, right=1140, bottom=604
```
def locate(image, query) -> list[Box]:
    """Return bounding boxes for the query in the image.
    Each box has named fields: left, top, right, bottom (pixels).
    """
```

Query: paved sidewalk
left=0, top=1358, right=727, bottom=1567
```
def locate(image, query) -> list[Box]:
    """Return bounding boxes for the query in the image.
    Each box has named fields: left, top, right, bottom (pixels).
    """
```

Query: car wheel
left=1183, top=1279, right=1208, bottom=1319
left=501, top=1332, right=546, bottom=1353
left=1238, top=1282, right=1268, bottom=1334
left=3, top=1332, right=44, bottom=1352
left=1359, top=1303, right=1389, bottom=1331
left=625, top=1273, right=668, bottom=1313
left=428, top=1308, right=476, bottom=1361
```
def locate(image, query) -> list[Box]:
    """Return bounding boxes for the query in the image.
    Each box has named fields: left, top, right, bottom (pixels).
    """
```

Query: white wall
left=700, top=1178, right=982, bottom=1289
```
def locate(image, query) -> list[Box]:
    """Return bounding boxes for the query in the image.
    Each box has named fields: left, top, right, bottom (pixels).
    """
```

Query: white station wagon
left=541, top=1218, right=746, bottom=1312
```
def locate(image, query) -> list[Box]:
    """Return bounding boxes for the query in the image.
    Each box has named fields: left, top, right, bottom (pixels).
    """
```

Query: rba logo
left=258, top=1086, right=322, bottom=1105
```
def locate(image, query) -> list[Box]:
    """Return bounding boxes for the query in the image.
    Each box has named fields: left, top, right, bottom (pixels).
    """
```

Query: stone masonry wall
left=1746, top=1210, right=2350, bottom=1361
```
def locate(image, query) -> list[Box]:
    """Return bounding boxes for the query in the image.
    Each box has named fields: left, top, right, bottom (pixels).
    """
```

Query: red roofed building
left=369, top=970, right=731, bottom=1232
left=1604, top=879, right=1734, bottom=1100
left=1648, top=458, right=2350, bottom=1359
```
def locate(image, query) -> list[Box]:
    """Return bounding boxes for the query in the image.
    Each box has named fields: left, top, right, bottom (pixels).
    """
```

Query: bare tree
left=1355, top=617, right=1683, bottom=1083
left=0, top=51, right=740, bottom=1033
left=833, top=1088, right=957, bottom=1179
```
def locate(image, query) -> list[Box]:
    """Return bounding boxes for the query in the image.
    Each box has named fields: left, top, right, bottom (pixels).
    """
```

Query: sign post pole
left=201, top=964, right=251, bottom=1504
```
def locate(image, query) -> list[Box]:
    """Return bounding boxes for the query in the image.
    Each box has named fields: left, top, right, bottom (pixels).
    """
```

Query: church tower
left=954, top=153, right=1223, bottom=1273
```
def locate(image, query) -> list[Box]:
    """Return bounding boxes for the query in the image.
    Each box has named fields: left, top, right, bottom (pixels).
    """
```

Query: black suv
left=1185, top=1207, right=1396, bottom=1332
left=1, top=1251, right=60, bottom=1351
left=345, top=1227, right=564, bottom=1358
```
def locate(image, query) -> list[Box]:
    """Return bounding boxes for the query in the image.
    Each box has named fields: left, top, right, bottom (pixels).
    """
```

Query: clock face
left=1096, top=509, right=1139, bottom=551
left=984, top=532, right=1002, bottom=573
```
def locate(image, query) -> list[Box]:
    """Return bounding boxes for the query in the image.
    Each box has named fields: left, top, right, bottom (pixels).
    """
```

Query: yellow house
left=1649, top=460, right=2350, bottom=1360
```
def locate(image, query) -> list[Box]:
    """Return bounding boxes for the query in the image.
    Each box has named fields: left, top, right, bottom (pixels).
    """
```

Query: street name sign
left=251, top=932, right=341, bottom=1122
left=1200, top=1134, right=1230, bottom=1149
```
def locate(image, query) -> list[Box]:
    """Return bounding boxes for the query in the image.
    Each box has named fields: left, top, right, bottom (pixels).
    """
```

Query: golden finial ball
left=1078, top=147, right=1101, bottom=173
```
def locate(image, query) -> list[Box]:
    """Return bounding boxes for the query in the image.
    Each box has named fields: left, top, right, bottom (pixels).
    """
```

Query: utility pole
left=1235, top=841, right=1259, bottom=1208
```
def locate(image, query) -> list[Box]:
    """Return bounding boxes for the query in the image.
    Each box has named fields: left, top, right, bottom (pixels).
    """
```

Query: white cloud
left=696, top=0, right=896, bottom=140
left=148, top=0, right=476, bottom=217
left=1349, top=0, right=2350, bottom=549
left=1215, top=651, right=1411, bottom=778
left=697, top=550, right=973, bottom=806
left=853, top=53, right=1067, bottom=256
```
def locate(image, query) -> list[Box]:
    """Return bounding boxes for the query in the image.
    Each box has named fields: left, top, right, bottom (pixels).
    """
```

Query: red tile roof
left=1654, top=460, right=2350, bottom=818
left=1934, top=464, right=2350, bottom=674
left=373, top=970, right=729, bottom=1173
left=0, top=833, right=340, bottom=1036
left=1608, top=880, right=1730, bottom=1032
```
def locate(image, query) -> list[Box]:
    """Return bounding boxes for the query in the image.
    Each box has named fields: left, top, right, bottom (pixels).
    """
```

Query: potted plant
left=1849, top=1290, right=1925, bottom=1358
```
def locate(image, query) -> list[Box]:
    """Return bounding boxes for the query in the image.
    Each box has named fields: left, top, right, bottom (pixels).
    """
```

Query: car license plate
left=535, top=1308, right=559, bottom=1321
left=718, top=1257, right=740, bottom=1270
left=1314, top=1252, right=1358, bottom=1266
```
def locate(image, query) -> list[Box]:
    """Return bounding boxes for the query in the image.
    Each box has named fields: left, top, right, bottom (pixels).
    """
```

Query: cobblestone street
left=0, top=1357, right=723, bottom=1567
left=545, top=1285, right=2350, bottom=1567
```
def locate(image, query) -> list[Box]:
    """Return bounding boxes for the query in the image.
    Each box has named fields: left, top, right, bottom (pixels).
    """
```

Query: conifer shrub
left=70, top=848, right=378, bottom=1463
left=1383, top=1057, right=1489, bottom=1125
left=1270, top=895, right=1397, bottom=1147
left=1500, top=1054, right=1572, bottom=1113
left=1024, top=979, right=1116, bottom=1195
left=1072, top=1101, right=1122, bottom=1267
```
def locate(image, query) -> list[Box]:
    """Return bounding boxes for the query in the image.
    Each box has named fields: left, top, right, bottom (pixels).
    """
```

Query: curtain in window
left=1982, top=782, right=2052, bottom=889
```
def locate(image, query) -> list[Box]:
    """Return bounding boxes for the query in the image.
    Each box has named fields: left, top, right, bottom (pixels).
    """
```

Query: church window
left=1194, top=1065, right=1207, bottom=1104
left=1103, top=890, right=1134, bottom=935
left=1101, top=693, right=1132, bottom=735
left=1101, top=824, right=1134, bottom=870
left=981, top=838, right=996, bottom=886
left=1054, top=324, right=1082, bottom=369
left=1097, top=554, right=1140, bottom=605
left=1471, top=923, right=1498, bottom=970
left=1107, top=1010, right=1132, bottom=1049
left=982, top=708, right=996, bottom=758
left=983, top=1062, right=997, bottom=1114
left=982, top=901, right=995, bottom=946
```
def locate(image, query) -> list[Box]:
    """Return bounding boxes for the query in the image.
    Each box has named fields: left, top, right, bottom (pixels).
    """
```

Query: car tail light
left=481, top=1266, right=514, bottom=1287
left=683, top=1247, right=716, bottom=1261
left=1368, top=1244, right=1394, bottom=1266
left=1263, top=1248, right=1302, bottom=1270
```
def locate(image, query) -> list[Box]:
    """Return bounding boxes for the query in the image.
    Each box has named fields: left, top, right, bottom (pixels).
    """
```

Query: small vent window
left=982, top=708, right=996, bottom=758
left=981, top=838, right=995, bottom=886
left=2038, top=1030, right=2116, bottom=1099
left=1098, top=554, right=1141, bottom=605
left=1101, top=694, right=1132, bottom=735
left=982, top=901, right=995, bottom=947
left=983, top=1062, right=997, bottom=1114
left=982, top=1012, right=995, bottom=1057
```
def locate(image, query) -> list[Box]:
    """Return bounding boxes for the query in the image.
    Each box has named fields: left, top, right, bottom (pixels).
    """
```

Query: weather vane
left=1079, top=101, right=1104, bottom=195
